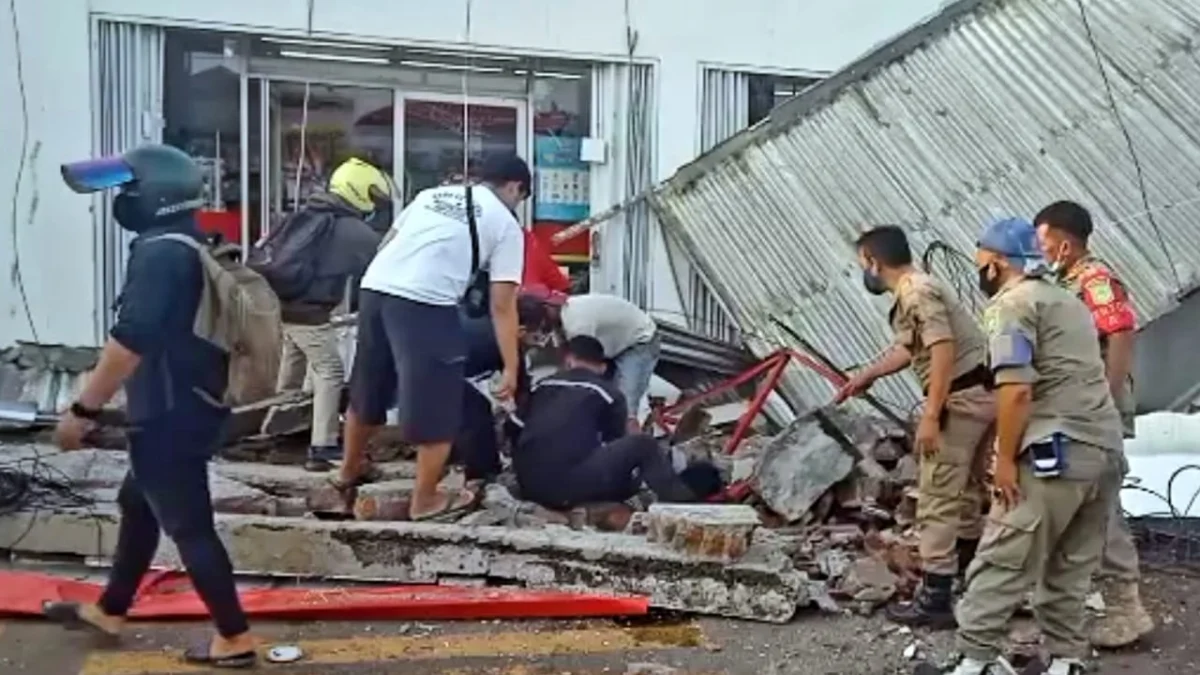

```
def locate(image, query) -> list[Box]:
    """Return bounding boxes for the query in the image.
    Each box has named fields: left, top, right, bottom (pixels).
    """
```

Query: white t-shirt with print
left=361, top=185, right=525, bottom=306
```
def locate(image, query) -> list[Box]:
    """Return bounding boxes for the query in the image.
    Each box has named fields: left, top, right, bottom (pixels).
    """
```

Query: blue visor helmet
left=60, top=145, right=205, bottom=230
left=61, top=155, right=136, bottom=194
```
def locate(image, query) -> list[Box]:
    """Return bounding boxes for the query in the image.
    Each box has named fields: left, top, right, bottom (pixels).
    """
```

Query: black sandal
left=42, top=601, right=120, bottom=638
left=183, top=643, right=257, bottom=669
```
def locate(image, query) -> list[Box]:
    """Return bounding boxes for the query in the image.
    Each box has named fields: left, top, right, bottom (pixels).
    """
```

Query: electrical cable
left=0, top=445, right=106, bottom=560
left=289, top=0, right=315, bottom=219
left=461, top=0, right=473, bottom=183
left=1072, top=0, right=1180, bottom=290
left=6, top=0, right=41, bottom=348
left=1121, top=463, right=1200, bottom=569
left=921, top=239, right=984, bottom=315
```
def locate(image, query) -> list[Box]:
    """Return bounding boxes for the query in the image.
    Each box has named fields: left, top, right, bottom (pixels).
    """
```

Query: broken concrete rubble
left=835, top=556, right=898, bottom=610
left=0, top=508, right=810, bottom=623
left=645, top=504, right=760, bottom=563
left=751, top=410, right=856, bottom=522
left=0, top=445, right=810, bottom=622
left=0, top=395, right=928, bottom=625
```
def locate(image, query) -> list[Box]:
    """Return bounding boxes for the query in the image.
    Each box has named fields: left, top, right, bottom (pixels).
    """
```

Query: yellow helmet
left=328, top=158, right=391, bottom=213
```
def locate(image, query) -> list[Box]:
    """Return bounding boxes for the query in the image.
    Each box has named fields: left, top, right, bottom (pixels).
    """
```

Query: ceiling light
left=514, top=70, right=583, bottom=80
left=263, top=37, right=390, bottom=52
left=400, top=60, right=503, bottom=74
left=405, top=48, right=520, bottom=62
left=278, top=50, right=390, bottom=65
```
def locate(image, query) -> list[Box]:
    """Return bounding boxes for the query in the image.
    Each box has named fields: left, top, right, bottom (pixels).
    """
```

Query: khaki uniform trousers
left=276, top=322, right=346, bottom=448
left=955, top=440, right=1122, bottom=661
left=917, top=386, right=993, bottom=576
left=1099, top=447, right=1140, bottom=582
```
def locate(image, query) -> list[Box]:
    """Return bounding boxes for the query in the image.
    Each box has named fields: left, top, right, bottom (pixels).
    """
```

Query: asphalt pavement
left=1, top=569, right=1197, bottom=674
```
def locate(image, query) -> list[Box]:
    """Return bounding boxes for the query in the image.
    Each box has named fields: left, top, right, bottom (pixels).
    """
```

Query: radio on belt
left=1029, top=433, right=1067, bottom=478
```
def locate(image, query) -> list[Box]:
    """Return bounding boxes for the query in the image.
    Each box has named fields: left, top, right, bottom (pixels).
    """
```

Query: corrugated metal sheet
left=589, top=62, right=658, bottom=306
left=0, top=344, right=123, bottom=416
left=651, top=0, right=1200, bottom=420
left=655, top=320, right=754, bottom=376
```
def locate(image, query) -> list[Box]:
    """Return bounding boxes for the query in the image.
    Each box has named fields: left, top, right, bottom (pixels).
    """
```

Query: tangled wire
left=1121, top=464, right=1200, bottom=570
left=0, top=447, right=101, bottom=553
left=921, top=239, right=985, bottom=316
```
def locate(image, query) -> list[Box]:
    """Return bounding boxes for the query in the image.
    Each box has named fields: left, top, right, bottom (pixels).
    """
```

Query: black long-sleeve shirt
left=512, top=367, right=627, bottom=485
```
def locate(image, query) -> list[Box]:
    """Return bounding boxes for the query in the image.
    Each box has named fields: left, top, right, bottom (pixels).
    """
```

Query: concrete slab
left=751, top=411, right=856, bottom=522
left=211, top=460, right=418, bottom=496
left=0, top=509, right=809, bottom=623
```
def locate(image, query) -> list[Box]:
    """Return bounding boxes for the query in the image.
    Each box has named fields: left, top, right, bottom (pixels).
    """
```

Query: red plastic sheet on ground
left=0, top=570, right=649, bottom=621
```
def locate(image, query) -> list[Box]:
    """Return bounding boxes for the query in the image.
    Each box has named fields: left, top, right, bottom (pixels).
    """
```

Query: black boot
left=957, top=538, right=980, bottom=581
left=887, top=573, right=957, bottom=630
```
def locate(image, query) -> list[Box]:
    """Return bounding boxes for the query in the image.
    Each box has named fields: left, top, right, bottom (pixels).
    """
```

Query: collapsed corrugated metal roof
left=655, top=320, right=754, bottom=376
left=0, top=343, right=114, bottom=416
left=648, top=0, right=1200, bottom=420
left=0, top=345, right=98, bottom=415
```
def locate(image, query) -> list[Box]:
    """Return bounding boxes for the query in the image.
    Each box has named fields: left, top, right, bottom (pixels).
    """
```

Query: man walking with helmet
left=254, top=157, right=386, bottom=471
left=44, top=144, right=260, bottom=668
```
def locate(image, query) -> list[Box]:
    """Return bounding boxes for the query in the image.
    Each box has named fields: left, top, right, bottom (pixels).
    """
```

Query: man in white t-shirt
left=337, top=154, right=529, bottom=522
left=521, top=289, right=660, bottom=431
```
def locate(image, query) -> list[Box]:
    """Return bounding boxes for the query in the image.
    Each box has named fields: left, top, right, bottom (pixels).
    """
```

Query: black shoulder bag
left=462, top=185, right=491, bottom=318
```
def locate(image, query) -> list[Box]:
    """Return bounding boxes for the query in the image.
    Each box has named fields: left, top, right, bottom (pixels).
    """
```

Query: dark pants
left=519, top=435, right=693, bottom=509
left=349, top=290, right=465, bottom=443
left=450, top=384, right=502, bottom=481
left=98, top=409, right=248, bottom=638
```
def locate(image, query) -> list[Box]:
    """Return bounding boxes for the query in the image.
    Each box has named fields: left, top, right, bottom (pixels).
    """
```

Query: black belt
left=923, top=365, right=993, bottom=397
left=924, top=365, right=992, bottom=431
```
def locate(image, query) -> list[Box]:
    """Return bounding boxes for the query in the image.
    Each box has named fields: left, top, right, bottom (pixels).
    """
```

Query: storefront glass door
left=243, top=79, right=529, bottom=243
left=399, top=94, right=528, bottom=218
left=250, top=79, right=395, bottom=242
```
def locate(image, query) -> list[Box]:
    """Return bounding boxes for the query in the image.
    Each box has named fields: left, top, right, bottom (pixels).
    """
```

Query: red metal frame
left=652, top=349, right=847, bottom=455
left=651, top=349, right=851, bottom=504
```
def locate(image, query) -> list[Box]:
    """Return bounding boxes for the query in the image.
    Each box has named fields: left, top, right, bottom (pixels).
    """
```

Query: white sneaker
left=948, top=658, right=992, bottom=675
left=948, top=657, right=1020, bottom=675
left=1045, top=658, right=1085, bottom=675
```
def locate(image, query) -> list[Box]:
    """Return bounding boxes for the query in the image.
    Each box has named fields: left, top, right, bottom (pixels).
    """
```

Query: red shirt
left=522, top=230, right=571, bottom=293
left=1062, top=257, right=1136, bottom=337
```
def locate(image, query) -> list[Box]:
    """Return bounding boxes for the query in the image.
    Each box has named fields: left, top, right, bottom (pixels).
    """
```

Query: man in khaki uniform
left=836, top=225, right=993, bottom=629
left=947, top=218, right=1125, bottom=675
left=1034, top=200, right=1151, bottom=648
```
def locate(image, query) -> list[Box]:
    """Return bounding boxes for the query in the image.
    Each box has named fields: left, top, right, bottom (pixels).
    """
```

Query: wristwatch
left=70, top=402, right=103, bottom=420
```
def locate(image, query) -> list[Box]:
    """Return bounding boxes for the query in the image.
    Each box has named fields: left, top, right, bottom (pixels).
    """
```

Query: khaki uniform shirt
left=1059, top=255, right=1137, bottom=437
left=889, top=271, right=988, bottom=392
left=983, top=276, right=1124, bottom=456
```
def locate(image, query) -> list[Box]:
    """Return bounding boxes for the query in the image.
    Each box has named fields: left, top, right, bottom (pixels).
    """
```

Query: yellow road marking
left=79, top=623, right=706, bottom=675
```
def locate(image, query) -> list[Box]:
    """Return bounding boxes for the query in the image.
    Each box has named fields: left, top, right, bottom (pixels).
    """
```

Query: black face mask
left=977, top=264, right=1003, bottom=298
left=862, top=268, right=888, bottom=296
left=112, top=192, right=151, bottom=233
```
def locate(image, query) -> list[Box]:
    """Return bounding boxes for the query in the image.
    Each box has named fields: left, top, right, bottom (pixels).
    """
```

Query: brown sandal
left=327, top=464, right=385, bottom=510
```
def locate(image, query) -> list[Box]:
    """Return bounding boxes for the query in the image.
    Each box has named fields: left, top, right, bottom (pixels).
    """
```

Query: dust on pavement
left=1, top=569, right=1197, bottom=674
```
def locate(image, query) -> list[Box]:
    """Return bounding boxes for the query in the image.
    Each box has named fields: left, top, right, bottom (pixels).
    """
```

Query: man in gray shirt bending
left=522, top=288, right=659, bottom=432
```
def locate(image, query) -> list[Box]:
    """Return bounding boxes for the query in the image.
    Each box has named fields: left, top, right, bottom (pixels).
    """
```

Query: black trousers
left=519, top=434, right=693, bottom=509
left=450, top=384, right=502, bottom=482
left=98, top=409, right=248, bottom=638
